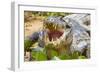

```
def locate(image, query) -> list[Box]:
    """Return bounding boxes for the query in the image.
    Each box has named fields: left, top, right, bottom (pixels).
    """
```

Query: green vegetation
left=24, top=39, right=33, bottom=52
left=59, top=54, right=71, bottom=60
left=32, top=51, right=47, bottom=61
left=30, top=43, right=86, bottom=61
left=32, top=11, right=71, bottom=18
left=44, top=44, right=58, bottom=60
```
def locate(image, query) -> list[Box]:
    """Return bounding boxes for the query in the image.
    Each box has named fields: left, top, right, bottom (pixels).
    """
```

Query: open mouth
left=47, top=30, right=64, bottom=41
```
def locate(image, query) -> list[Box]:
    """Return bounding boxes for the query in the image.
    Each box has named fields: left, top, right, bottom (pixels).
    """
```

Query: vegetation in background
left=24, top=11, right=71, bottom=22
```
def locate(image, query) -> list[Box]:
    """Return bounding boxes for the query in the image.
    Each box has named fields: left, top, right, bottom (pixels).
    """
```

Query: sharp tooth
left=55, top=25, right=56, bottom=29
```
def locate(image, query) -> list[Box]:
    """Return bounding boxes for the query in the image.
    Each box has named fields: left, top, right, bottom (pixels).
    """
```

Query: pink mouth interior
left=47, top=30, right=64, bottom=41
